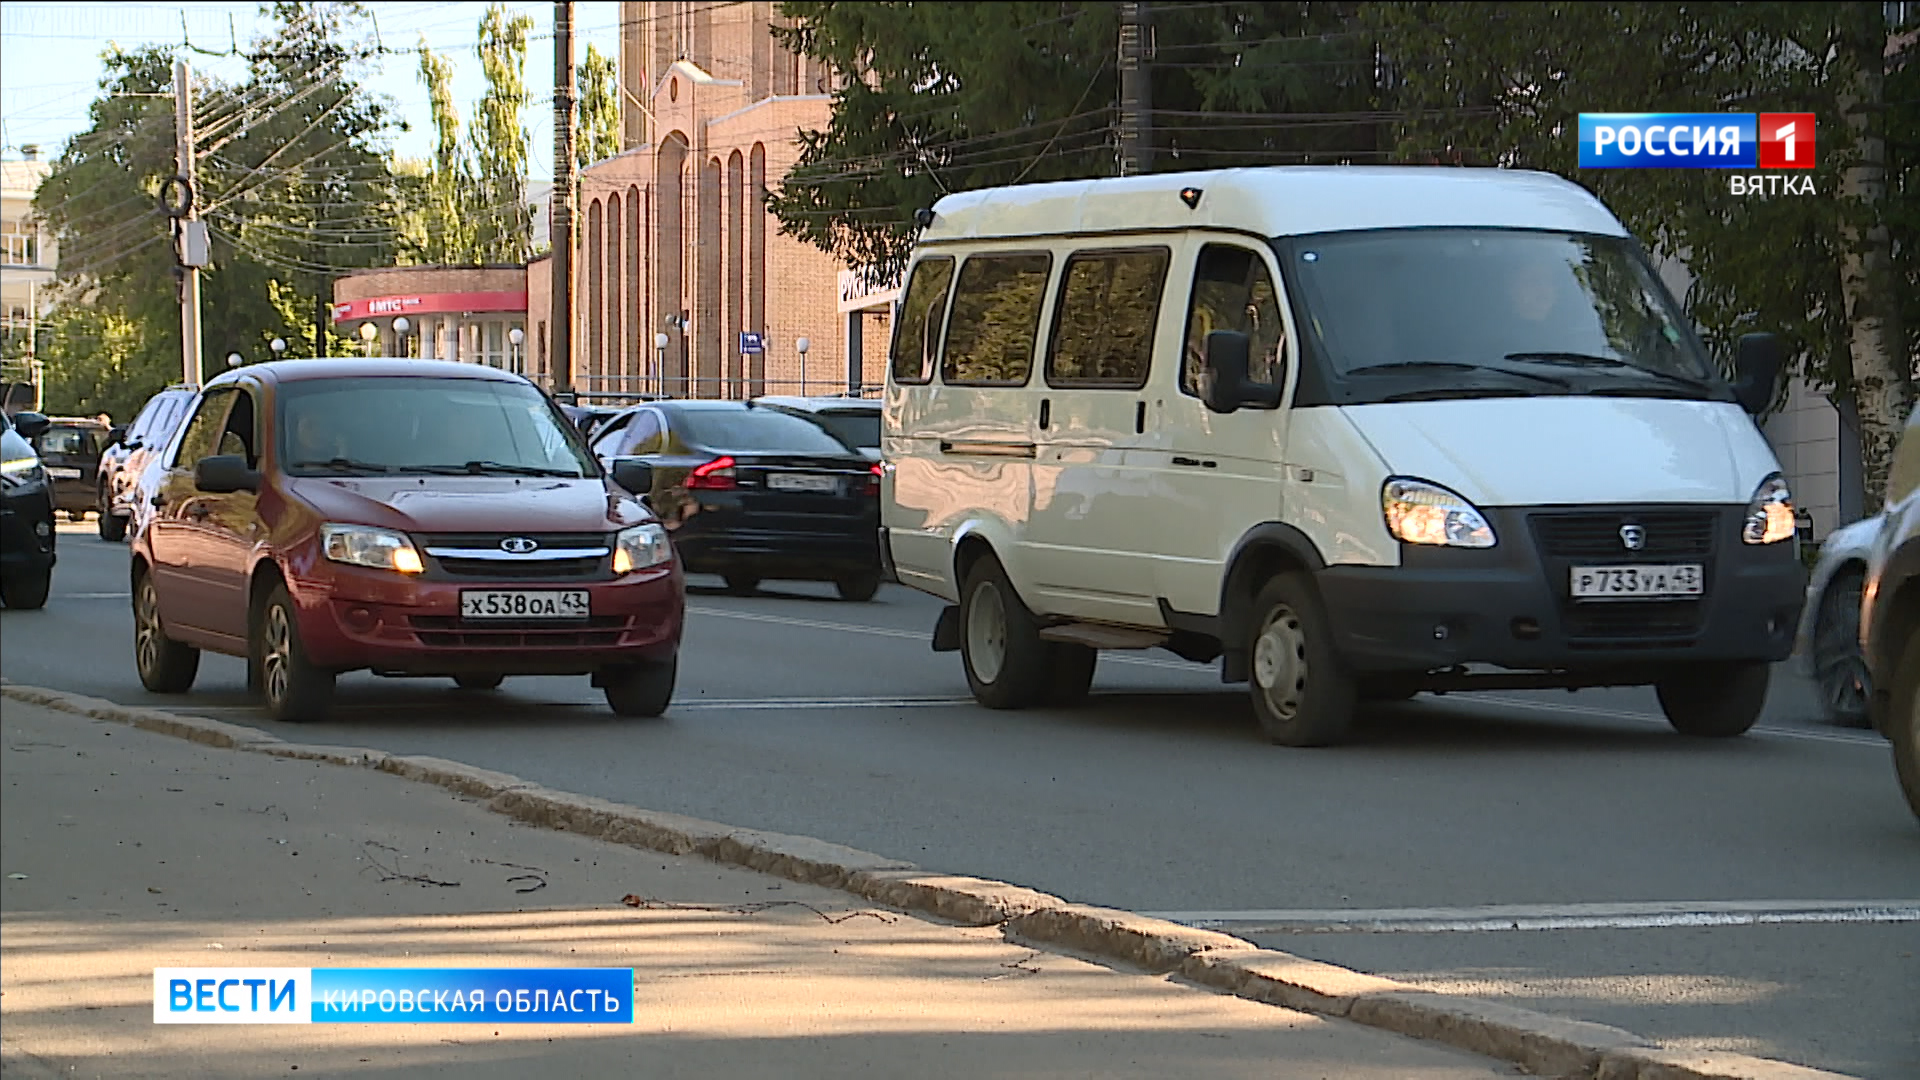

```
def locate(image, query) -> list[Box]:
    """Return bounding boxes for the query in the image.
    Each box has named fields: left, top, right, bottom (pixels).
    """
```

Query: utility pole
left=1117, top=1, right=1152, bottom=176
left=550, top=1, right=577, bottom=403
left=173, top=58, right=206, bottom=387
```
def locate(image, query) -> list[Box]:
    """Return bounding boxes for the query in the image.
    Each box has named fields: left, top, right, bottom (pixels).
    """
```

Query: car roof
left=751, top=395, right=881, bottom=413
left=206, top=358, right=529, bottom=387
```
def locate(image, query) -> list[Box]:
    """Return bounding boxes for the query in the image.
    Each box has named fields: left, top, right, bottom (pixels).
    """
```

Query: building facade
left=531, top=1, right=893, bottom=401
left=331, top=266, right=529, bottom=371
left=1, top=149, right=55, bottom=355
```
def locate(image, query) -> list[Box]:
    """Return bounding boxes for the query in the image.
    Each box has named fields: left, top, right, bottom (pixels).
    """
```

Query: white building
left=1, top=147, right=56, bottom=355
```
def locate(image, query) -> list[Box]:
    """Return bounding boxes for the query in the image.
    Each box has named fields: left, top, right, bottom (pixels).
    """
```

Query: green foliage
left=472, top=4, right=536, bottom=263
left=578, top=43, right=621, bottom=169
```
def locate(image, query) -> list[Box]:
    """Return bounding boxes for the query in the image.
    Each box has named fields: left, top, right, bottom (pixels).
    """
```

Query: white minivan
left=879, top=166, right=1809, bottom=746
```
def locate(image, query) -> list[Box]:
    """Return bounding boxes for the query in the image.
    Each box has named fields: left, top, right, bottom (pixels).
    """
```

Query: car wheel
left=724, top=574, right=760, bottom=596
left=98, top=509, right=126, bottom=542
left=1655, top=661, right=1768, bottom=738
left=835, top=571, right=882, bottom=602
left=1811, top=571, right=1872, bottom=728
left=454, top=673, right=506, bottom=691
left=1, top=568, right=52, bottom=610
left=66, top=509, right=86, bottom=523
left=254, top=583, right=334, bottom=723
left=132, top=570, right=198, bottom=693
left=1045, top=643, right=1098, bottom=707
left=1247, top=573, right=1357, bottom=746
left=959, top=555, right=1050, bottom=710
left=1890, top=631, right=1920, bottom=824
left=604, top=656, right=675, bottom=717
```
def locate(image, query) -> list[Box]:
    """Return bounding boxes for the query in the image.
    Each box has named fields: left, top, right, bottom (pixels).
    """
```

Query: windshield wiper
left=398, top=460, right=583, bottom=477
left=289, top=457, right=394, bottom=475
left=1503, top=352, right=1713, bottom=392
left=1348, top=360, right=1576, bottom=390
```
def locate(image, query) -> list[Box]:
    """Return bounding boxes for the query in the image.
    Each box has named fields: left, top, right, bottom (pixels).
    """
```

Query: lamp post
left=226, top=352, right=243, bottom=368
left=796, top=336, right=811, bottom=396
left=358, top=321, right=377, bottom=357
left=269, top=337, right=286, bottom=361
left=392, top=316, right=411, bottom=359
left=653, top=332, right=669, bottom=395
left=508, top=326, right=525, bottom=375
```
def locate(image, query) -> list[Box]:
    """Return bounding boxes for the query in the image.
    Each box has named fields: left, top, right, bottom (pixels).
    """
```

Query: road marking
left=1473, top=695, right=1885, bottom=748
left=58, top=592, right=130, bottom=600
left=1145, top=899, right=1920, bottom=934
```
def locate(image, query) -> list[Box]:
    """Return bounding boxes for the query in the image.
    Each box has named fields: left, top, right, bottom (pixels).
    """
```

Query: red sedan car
left=130, top=358, right=684, bottom=722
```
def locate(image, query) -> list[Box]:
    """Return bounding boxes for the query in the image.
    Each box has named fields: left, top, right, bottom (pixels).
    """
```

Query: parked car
left=1793, top=515, right=1885, bottom=727
left=1862, top=402, right=1920, bottom=823
left=98, top=385, right=197, bottom=542
left=590, top=399, right=885, bottom=600
left=752, top=395, right=883, bottom=461
left=0, top=409, right=57, bottom=609
left=561, top=403, right=627, bottom=440
left=31, top=416, right=109, bottom=520
left=129, top=358, right=684, bottom=723
left=884, top=167, right=1806, bottom=742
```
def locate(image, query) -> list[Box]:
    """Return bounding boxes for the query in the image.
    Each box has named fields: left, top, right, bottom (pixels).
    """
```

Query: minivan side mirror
left=11, top=411, right=50, bottom=440
left=1732, top=332, right=1785, bottom=416
left=107, top=424, right=129, bottom=447
left=194, top=454, right=260, bottom=494
left=610, top=458, right=654, bottom=497
left=1201, top=331, right=1283, bottom=414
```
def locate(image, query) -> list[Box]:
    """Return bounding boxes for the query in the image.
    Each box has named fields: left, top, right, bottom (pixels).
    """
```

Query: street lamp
left=358, top=321, right=377, bottom=357
left=269, top=337, right=286, bottom=360
left=508, top=326, right=525, bottom=375
left=654, top=332, right=669, bottom=395
left=796, top=336, right=811, bottom=395
left=392, top=316, right=411, bottom=359
left=226, top=352, right=243, bottom=368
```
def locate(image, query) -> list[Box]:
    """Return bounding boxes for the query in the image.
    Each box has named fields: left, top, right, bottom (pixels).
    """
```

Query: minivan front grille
left=1562, top=601, right=1704, bottom=647
left=1530, top=510, right=1718, bottom=559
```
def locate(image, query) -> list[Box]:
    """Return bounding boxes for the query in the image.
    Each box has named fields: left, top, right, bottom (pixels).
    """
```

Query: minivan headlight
left=0, top=456, right=44, bottom=486
left=320, top=523, right=424, bottom=574
left=1382, top=478, right=1497, bottom=548
left=612, top=522, right=672, bottom=574
left=1743, top=473, right=1795, bottom=545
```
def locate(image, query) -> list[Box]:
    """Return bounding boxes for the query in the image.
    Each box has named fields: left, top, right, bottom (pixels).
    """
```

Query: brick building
left=529, top=1, right=896, bottom=401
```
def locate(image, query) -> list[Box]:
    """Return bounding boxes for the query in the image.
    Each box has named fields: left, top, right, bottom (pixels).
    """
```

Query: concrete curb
left=1, top=684, right=1858, bottom=1080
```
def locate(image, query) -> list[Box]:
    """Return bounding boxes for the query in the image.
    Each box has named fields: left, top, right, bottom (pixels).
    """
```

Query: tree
left=409, top=40, right=482, bottom=263
left=471, top=4, right=536, bottom=263
left=1375, top=1, right=1916, bottom=511
left=577, top=42, right=621, bottom=169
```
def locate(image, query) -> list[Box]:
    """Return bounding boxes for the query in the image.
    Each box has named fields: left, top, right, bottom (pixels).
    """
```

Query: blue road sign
left=738, top=332, right=765, bottom=354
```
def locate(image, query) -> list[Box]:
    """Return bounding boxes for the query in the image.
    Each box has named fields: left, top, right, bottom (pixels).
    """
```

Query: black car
left=97, top=385, right=196, bottom=542
left=32, top=416, right=108, bottom=520
left=0, top=410, right=57, bottom=609
left=591, top=400, right=884, bottom=600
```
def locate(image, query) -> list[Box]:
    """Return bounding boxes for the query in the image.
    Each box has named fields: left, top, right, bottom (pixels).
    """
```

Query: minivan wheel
left=1888, top=632, right=1920, bottom=824
left=1, top=568, right=52, bottom=610
left=98, top=509, right=126, bottom=542
left=959, top=556, right=1049, bottom=709
left=1655, top=661, right=1768, bottom=738
left=1247, top=574, right=1356, bottom=747
left=254, top=584, right=334, bottom=723
left=133, top=570, right=198, bottom=693
left=454, top=673, right=506, bottom=691
left=604, top=656, right=675, bottom=717
left=835, top=571, right=882, bottom=602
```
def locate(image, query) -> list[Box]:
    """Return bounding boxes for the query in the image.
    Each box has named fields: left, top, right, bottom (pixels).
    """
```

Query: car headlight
left=320, top=523, right=424, bottom=574
left=1743, top=473, right=1795, bottom=545
left=612, top=522, right=673, bottom=574
left=1382, top=477, right=1497, bottom=548
left=0, top=456, right=44, bottom=487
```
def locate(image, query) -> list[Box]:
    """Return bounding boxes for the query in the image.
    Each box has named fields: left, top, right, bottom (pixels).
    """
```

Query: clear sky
left=0, top=1, right=622, bottom=178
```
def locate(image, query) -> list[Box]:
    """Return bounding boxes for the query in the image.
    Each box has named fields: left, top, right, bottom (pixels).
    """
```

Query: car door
left=146, top=388, right=236, bottom=637
left=1151, top=239, right=1297, bottom=618
left=192, top=387, right=265, bottom=642
left=1023, top=245, right=1172, bottom=624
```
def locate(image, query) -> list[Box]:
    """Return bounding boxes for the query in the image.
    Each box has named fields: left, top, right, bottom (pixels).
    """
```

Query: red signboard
left=330, top=291, right=527, bottom=323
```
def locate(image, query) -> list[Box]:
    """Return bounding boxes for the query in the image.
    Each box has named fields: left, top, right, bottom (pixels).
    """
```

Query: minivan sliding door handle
left=1171, top=456, right=1217, bottom=469
left=1038, top=399, right=1051, bottom=429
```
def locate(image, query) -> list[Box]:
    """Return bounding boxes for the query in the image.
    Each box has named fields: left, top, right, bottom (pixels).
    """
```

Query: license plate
left=46, top=467, right=82, bottom=479
left=767, top=473, right=839, bottom=493
left=460, top=590, right=590, bottom=620
left=1570, top=564, right=1704, bottom=600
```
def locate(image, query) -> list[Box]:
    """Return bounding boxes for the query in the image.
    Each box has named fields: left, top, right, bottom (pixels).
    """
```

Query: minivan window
left=890, top=257, right=954, bottom=385
left=38, top=426, right=97, bottom=455
left=941, top=253, right=1052, bottom=387
left=1184, top=245, right=1286, bottom=396
left=1284, top=229, right=1714, bottom=385
left=675, top=408, right=856, bottom=454
left=806, top=409, right=880, bottom=450
left=277, top=377, right=596, bottom=477
left=1047, top=248, right=1169, bottom=389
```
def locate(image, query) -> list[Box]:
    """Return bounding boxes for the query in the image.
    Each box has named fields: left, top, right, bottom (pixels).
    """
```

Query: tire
left=454, top=673, right=505, bottom=691
left=1247, top=573, right=1357, bottom=747
left=66, top=510, right=87, bottom=523
left=1, top=568, right=52, bottom=610
left=1889, top=632, right=1920, bottom=824
left=1655, top=661, right=1768, bottom=738
left=1810, top=572, right=1872, bottom=728
left=723, top=574, right=760, bottom=596
left=604, top=656, right=676, bottom=717
left=1044, top=643, right=1098, bottom=706
left=253, top=583, right=335, bottom=723
left=958, top=555, right=1051, bottom=710
left=98, top=509, right=126, bottom=542
left=132, top=570, right=198, bottom=693
left=835, top=571, right=882, bottom=602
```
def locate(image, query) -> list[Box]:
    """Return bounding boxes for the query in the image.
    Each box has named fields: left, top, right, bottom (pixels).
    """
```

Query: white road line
left=1145, top=899, right=1920, bottom=934
left=1473, top=695, right=1885, bottom=748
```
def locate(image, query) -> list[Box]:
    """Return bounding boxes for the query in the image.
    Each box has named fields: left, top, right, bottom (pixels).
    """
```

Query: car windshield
left=676, top=408, right=858, bottom=454
left=805, top=410, right=880, bottom=450
left=277, top=376, right=597, bottom=477
left=1281, top=228, right=1718, bottom=389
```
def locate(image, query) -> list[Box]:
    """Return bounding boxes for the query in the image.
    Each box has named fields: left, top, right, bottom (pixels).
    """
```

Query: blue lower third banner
left=154, top=968, right=634, bottom=1024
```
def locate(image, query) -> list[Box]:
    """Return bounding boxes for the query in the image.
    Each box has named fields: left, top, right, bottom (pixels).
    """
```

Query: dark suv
left=98, top=385, right=196, bottom=541
left=1863, top=402, right=1920, bottom=823
left=0, top=409, right=56, bottom=609
left=130, top=359, right=685, bottom=722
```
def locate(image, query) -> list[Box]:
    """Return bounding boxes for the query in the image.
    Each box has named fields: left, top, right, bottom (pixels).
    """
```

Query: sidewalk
left=0, top=698, right=1516, bottom=1079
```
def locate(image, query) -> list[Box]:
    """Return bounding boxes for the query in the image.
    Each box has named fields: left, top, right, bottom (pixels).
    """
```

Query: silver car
left=1794, top=514, right=1884, bottom=727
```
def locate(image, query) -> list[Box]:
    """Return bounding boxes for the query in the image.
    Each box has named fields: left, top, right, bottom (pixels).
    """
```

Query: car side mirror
left=611, top=458, right=653, bottom=497
left=194, top=454, right=260, bottom=494
left=11, top=411, right=50, bottom=440
left=107, top=425, right=129, bottom=447
left=1732, top=332, right=1784, bottom=416
left=1200, top=332, right=1282, bottom=414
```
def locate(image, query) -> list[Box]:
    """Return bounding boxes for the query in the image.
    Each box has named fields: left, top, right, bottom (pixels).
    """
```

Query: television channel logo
left=1578, top=113, right=1816, bottom=170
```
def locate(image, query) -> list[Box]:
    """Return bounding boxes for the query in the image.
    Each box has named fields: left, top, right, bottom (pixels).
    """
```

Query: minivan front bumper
left=1315, top=504, right=1804, bottom=675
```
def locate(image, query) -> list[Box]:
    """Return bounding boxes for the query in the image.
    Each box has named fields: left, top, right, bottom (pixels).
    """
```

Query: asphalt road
left=6, top=523, right=1917, bottom=1078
